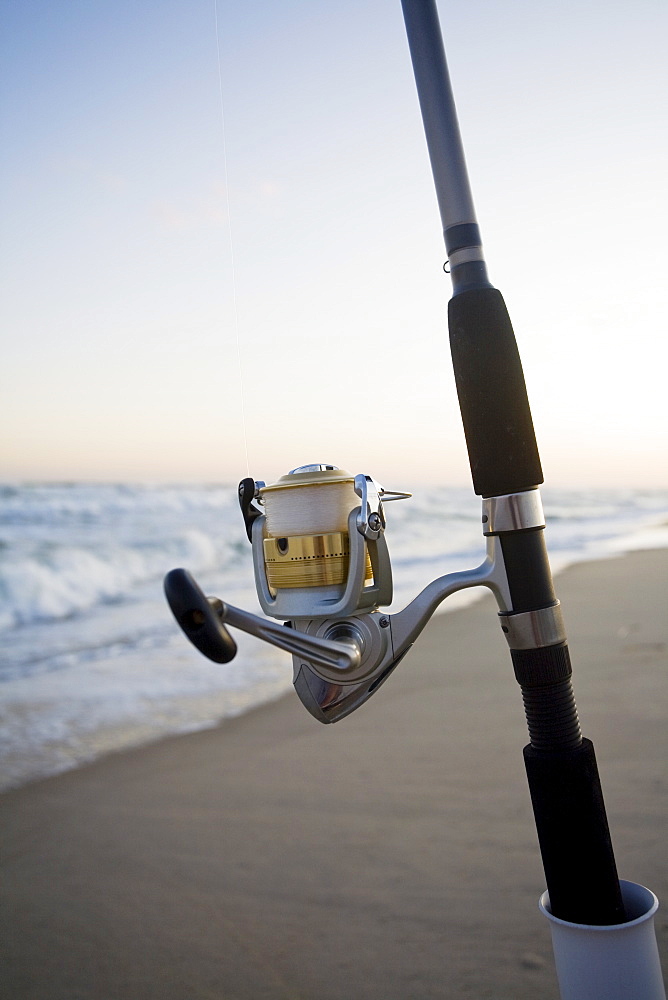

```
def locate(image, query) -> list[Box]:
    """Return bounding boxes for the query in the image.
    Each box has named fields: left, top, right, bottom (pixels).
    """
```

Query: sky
left=1, top=0, right=667, bottom=489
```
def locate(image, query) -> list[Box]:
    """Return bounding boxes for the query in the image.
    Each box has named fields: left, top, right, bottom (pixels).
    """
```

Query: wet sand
left=1, top=549, right=666, bottom=999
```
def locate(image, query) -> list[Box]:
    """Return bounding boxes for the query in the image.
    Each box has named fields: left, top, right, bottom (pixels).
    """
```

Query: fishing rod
left=400, top=1, right=665, bottom=995
left=401, top=0, right=623, bottom=927
left=163, top=2, right=665, bottom=996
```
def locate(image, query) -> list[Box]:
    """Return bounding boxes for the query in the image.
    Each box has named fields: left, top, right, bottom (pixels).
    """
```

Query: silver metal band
left=448, top=246, right=485, bottom=268
left=482, top=490, right=545, bottom=534
left=499, top=602, right=566, bottom=650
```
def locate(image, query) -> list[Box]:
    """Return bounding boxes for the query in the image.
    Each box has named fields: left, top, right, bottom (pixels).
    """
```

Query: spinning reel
left=164, top=464, right=535, bottom=723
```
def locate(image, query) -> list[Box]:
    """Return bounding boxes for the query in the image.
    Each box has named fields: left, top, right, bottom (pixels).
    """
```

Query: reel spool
left=247, top=465, right=405, bottom=620
left=260, top=466, right=373, bottom=593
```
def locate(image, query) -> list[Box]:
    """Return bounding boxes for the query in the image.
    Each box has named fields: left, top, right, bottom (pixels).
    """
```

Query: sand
left=1, top=549, right=666, bottom=999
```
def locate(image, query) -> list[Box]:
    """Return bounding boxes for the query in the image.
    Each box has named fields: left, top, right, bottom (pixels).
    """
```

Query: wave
left=2, top=483, right=667, bottom=633
left=0, top=530, right=221, bottom=630
left=0, top=483, right=247, bottom=631
left=1, top=481, right=667, bottom=791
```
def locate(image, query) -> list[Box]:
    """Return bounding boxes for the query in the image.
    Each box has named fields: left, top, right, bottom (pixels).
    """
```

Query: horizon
left=3, top=475, right=668, bottom=495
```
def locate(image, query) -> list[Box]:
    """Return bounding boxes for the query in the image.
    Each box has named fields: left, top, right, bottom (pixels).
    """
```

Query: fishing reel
left=164, top=463, right=518, bottom=723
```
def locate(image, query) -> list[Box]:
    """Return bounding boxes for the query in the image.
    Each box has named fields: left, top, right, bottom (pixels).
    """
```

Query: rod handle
left=524, top=739, right=626, bottom=925
left=448, top=287, right=543, bottom=496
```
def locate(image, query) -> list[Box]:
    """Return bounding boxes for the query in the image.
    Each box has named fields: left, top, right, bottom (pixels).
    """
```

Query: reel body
left=164, top=463, right=519, bottom=723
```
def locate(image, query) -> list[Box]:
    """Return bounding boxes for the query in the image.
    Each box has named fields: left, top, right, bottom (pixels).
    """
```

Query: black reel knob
left=164, top=568, right=237, bottom=664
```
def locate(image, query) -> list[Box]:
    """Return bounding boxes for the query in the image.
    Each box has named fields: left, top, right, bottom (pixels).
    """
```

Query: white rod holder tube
left=540, top=880, right=666, bottom=1000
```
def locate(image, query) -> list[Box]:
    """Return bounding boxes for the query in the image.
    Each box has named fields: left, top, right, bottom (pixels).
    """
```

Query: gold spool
left=263, top=531, right=373, bottom=590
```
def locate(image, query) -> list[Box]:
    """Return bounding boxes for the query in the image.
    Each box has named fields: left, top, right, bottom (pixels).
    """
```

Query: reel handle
left=164, top=568, right=238, bottom=664
left=219, top=601, right=362, bottom=672
left=164, top=568, right=361, bottom=672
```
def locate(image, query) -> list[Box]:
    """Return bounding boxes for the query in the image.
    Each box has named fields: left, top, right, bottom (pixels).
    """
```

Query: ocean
left=1, top=482, right=667, bottom=791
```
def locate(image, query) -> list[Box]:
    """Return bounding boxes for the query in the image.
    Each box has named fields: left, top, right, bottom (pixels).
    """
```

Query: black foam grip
left=448, top=287, right=543, bottom=496
left=524, top=739, right=626, bottom=925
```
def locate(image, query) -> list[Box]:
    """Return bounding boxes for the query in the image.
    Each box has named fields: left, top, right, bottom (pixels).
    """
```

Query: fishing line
left=213, top=0, right=250, bottom=477
left=262, top=481, right=361, bottom=537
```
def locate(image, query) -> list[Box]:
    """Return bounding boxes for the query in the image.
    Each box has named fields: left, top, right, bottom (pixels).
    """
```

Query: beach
left=1, top=548, right=666, bottom=999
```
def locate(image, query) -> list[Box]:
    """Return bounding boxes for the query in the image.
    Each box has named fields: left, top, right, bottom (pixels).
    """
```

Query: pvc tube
left=540, top=880, right=666, bottom=1000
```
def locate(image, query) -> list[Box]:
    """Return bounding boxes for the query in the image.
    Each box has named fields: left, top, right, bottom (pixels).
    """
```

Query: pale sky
left=1, top=0, right=667, bottom=489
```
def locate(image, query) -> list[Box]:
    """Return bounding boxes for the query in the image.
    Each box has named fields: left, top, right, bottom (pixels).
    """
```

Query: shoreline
left=2, top=479, right=667, bottom=795
left=2, top=537, right=667, bottom=795
left=1, top=548, right=666, bottom=998
left=0, top=536, right=668, bottom=796
left=3, top=538, right=668, bottom=796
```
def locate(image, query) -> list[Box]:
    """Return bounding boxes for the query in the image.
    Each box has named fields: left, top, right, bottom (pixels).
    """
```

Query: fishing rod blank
left=400, top=0, right=626, bottom=928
